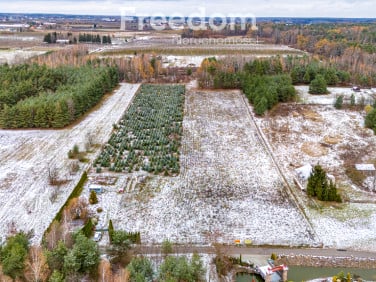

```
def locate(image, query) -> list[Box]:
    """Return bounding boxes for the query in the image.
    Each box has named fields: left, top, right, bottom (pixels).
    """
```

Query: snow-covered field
left=87, top=89, right=317, bottom=246
left=255, top=87, right=376, bottom=251
left=0, top=49, right=46, bottom=64
left=0, top=83, right=140, bottom=244
left=161, top=55, right=209, bottom=68
left=296, top=85, right=376, bottom=105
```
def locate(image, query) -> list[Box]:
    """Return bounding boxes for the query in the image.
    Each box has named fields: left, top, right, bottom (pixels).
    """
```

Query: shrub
left=334, top=95, right=344, bottom=109
left=309, top=74, right=329, bottom=94
left=162, top=239, right=173, bottom=255
left=89, top=191, right=98, bottom=205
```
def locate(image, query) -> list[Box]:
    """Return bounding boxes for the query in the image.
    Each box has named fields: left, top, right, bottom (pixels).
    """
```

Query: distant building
left=0, top=23, right=30, bottom=32
left=89, top=184, right=104, bottom=194
left=56, top=39, right=70, bottom=44
left=355, top=164, right=376, bottom=176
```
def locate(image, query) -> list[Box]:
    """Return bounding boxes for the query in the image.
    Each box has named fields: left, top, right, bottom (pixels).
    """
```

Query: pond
left=236, top=266, right=376, bottom=282
left=236, top=273, right=264, bottom=282
left=287, top=266, right=376, bottom=281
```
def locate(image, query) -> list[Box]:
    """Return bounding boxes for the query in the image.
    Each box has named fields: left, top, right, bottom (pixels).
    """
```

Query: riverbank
left=276, top=254, right=376, bottom=269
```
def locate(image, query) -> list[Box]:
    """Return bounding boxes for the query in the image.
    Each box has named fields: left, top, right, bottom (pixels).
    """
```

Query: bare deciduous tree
left=68, top=160, right=80, bottom=175
left=98, top=259, right=113, bottom=282
left=24, top=246, right=49, bottom=282
left=48, top=166, right=59, bottom=186
left=114, top=268, right=130, bottom=282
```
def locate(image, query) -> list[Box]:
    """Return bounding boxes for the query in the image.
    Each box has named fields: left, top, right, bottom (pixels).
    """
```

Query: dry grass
left=323, top=135, right=343, bottom=145
left=301, top=142, right=329, bottom=157
left=301, top=109, right=323, bottom=122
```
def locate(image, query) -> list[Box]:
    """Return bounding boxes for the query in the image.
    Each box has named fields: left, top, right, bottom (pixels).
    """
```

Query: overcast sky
left=1, top=0, right=375, bottom=18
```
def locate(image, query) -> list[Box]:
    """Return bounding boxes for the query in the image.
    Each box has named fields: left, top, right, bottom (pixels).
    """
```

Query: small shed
left=89, top=184, right=103, bottom=194
left=355, top=164, right=376, bottom=176
left=56, top=39, right=70, bottom=44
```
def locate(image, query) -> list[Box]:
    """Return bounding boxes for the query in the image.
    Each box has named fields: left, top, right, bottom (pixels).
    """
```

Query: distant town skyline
left=1, top=0, right=375, bottom=18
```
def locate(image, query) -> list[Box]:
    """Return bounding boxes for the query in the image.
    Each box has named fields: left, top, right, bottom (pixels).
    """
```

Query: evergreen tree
left=334, top=95, right=344, bottom=109
left=350, top=94, right=356, bottom=106
left=44, top=33, right=52, bottom=43
left=309, top=74, right=328, bottom=94
left=324, top=68, right=339, bottom=85
left=81, top=219, right=94, bottom=238
left=303, top=70, right=311, bottom=84
left=127, top=257, right=154, bottom=282
left=89, top=190, right=98, bottom=204
left=0, top=232, right=29, bottom=280
left=63, top=232, right=100, bottom=275
left=108, top=219, right=114, bottom=243
left=365, top=108, right=376, bottom=134
left=307, top=165, right=341, bottom=202
left=254, top=96, right=268, bottom=115
left=46, top=240, right=68, bottom=272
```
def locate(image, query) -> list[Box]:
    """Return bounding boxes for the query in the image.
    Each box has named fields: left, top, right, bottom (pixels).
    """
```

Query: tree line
left=197, top=56, right=352, bottom=115
left=186, top=21, right=376, bottom=86
left=0, top=63, right=119, bottom=128
left=43, top=32, right=112, bottom=44
left=254, top=22, right=376, bottom=86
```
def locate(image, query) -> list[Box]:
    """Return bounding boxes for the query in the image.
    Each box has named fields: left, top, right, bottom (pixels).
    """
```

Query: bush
left=159, top=255, right=205, bottom=282
left=334, top=95, right=344, bottom=109
left=309, top=74, right=329, bottom=94
left=89, top=191, right=98, bottom=205
left=162, top=239, right=173, bottom=255
left=0, top=232, right=29, bottom=280
left=127, top=257, right=154, bottom=282
left=81, top=219, right=94, bottom=238
left=365, top=108, right=376, bottom=134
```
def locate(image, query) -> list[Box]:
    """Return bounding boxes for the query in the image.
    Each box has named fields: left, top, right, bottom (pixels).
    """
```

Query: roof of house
left=295, top=164, right=313, bottom=181
left=355, top=164, right=376, bottom=171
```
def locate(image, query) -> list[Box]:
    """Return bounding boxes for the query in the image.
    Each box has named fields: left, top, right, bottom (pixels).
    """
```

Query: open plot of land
left=296, top=85, right=376, bottom=105
left=88, top=89, right=317, bottom=246
left=0, top=49, right=46, bottom=64
left=255, top=88, right=376, bottom=251
left=0, top=83, right=140, bottom=244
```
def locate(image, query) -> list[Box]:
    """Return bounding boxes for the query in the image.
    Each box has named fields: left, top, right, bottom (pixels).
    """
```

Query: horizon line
left=1, top=12, right=376, bottom=20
